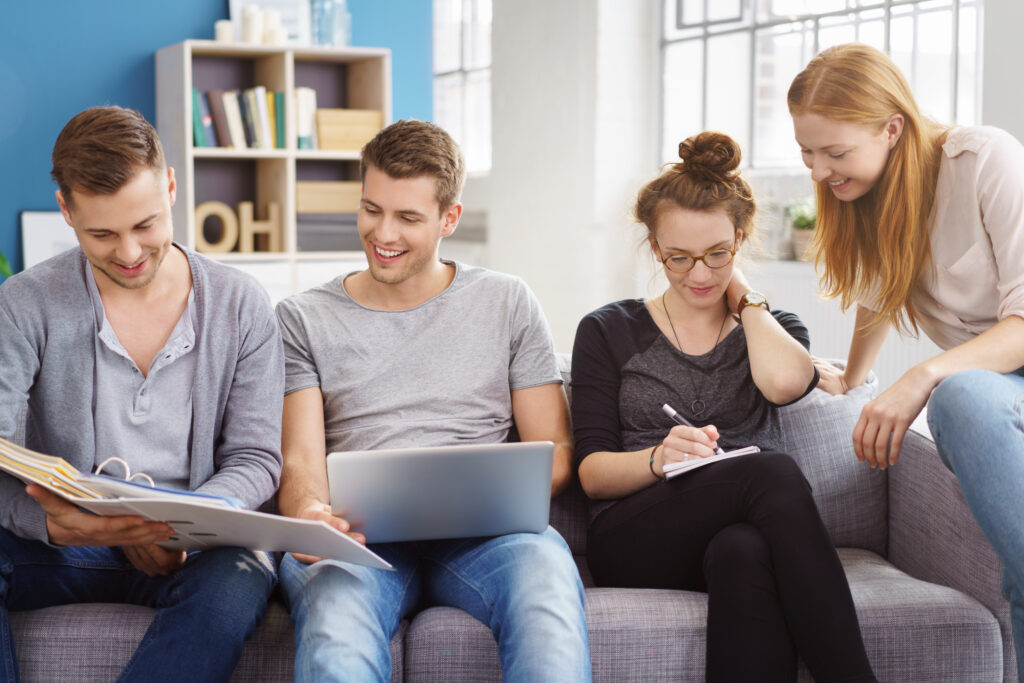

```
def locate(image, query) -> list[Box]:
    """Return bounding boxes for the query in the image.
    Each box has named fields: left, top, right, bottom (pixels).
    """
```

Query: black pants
left=587, top=451, right=876, bottom=683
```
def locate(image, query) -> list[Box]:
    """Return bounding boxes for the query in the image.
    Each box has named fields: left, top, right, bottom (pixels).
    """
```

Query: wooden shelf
left=155, top=40, right=392, bottom=300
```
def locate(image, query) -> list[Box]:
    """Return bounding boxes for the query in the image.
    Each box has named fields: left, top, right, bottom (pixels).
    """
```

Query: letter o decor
left=194, top=201, right=239, bottom=253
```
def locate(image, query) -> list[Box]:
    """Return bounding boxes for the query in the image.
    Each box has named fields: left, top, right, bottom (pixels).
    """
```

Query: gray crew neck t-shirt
left=276, top=261, right=561, bottom=453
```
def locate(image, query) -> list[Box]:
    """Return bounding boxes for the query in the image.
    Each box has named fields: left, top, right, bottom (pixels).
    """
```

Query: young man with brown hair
left=275, top=119, right=591, bottom=682
left=0, top=106, right=284, bottom=681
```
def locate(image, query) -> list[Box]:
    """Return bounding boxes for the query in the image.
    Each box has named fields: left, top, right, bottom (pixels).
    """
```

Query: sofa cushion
left=778, top=378, right=888, bottom=555
left=402, top=548, right=1000, bottom=682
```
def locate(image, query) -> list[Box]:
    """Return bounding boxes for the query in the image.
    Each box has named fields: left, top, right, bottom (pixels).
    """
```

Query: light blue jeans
left=927, top=368, right=1024, bottom=682
left=0, top=528, right=276, bottom=682
left=280, top=526, right=591, bottom=683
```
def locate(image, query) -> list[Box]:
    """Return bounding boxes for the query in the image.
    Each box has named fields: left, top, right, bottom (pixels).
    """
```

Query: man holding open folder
left=275, top=119, right=590, bottom=682
left=0, top=107, right=284, bottom=681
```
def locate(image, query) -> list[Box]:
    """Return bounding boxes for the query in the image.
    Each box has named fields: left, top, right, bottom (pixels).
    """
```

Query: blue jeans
left=0, top=528, right=276, bottom=682
left=281, top=526, right=591, bottom=683
left=928, top=368, right=1024, bottom=682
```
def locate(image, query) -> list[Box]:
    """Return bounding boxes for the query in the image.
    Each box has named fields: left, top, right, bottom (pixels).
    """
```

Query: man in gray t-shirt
left=276, top=120, right=591, bottom=683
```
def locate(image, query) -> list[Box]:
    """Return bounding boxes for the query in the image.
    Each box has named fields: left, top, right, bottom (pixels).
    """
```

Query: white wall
left=981, top=1, right=1024, bottom=140
left=487, top=0, right=659, bottom=352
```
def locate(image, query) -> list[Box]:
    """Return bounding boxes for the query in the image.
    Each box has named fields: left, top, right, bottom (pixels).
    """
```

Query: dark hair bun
left=677, top=131, right=742, bottom=184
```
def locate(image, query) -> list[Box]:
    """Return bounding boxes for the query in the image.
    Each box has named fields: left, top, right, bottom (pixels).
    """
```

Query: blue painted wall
left=0, top=0, right=432, bottom=276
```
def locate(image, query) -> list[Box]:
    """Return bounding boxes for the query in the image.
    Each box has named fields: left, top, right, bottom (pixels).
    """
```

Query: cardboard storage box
left=315, top=109, right=383, bottom=151
left=295, top=181, right=362, bottom=214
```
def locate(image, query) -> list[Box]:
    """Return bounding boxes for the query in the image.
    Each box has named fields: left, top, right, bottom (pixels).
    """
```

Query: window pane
left=763, top=0, right=847, bottom=22
left=433, top=73, right=464, bottom=147
left=434, top=0, right=462, bottom=74
left=662, top=40, right=704, bottom=163
left=708, top=0, right=742, bottom=23
left=856, top=18, right=885, bottom=49
left=462, top=69, right=491, bottom=173
left=665, top=0, right=704, bottom=40
left=818, top=14, right=857, bottom=50
left=819, top=9, right=885, bottom=52
left=914, top=8, right=954, bottom=121
left=753, top=22, right=815, bottom=166
left=680, top=0, right=704, bottom=26
left=956, top=6, right=978, bottom=124
left=463, top=0, right=492, bottom=71
left=706, top=33, right=751, bottom=157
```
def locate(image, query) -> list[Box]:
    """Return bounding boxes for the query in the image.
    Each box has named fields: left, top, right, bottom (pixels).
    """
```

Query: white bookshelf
left=155, top=40, right=392, bottom=299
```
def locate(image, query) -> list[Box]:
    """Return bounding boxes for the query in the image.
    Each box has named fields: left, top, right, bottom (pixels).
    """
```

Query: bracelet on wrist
left=649, top=445, right=665, bottom=480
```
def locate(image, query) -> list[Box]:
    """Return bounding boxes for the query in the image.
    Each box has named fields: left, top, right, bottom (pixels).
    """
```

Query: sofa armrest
left=888, top=429, right=1015, bottom=680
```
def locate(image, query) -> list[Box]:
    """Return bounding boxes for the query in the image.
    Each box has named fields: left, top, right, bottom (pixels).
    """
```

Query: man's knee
left=184, top=548, right=275, bottom=619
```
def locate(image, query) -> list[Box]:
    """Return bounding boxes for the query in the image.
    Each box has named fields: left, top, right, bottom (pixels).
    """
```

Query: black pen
left=661, top=403, right=726, bottom=455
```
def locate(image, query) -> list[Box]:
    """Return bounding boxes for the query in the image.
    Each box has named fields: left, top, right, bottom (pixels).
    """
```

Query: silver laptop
left=326, top=441, right=554, bottom=544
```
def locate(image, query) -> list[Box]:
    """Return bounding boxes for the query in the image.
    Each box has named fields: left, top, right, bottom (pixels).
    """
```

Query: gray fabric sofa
left=9, top=365, right=1016, bottom=681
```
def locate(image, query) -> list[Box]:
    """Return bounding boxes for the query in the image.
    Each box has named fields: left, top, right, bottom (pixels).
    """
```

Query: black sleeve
left=570, top=311, right=626, bottom=468
left=771, top=309, right=820, bottom=406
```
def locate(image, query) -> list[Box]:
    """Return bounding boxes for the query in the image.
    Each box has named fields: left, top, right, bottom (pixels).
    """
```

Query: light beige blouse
left=905, top=126, right=1024, bottom=350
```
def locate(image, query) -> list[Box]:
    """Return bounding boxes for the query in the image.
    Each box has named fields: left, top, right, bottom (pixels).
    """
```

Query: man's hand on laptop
left=26, top=484, right=175, bottom=547
left=292, top=500, right=366, bottom=564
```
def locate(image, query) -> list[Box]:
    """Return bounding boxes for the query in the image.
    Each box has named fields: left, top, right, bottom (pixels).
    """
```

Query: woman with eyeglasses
left=788, top=42, right=1024, bottom=675
left=570, top=130, right=877, bottom=682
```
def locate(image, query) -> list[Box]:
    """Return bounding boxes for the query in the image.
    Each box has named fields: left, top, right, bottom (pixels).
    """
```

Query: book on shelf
left=0, top=436, right=392, bottom=569
left=206, top=88, right=233, bottom=148
left=662, top=445, right=761, bottom=480
left=274, top=91, right=286, bottom=149
left=191, top=89, right=206, bottom=147
left=221, top=90, right=248, bottom=149
left=251, top=86, right=273, bottom=150
left=266, top=90, right=277, bottom=149
left=237, top=90, right=257, bottom=147
left=295, top=86, right=318, bottom=150
left=192, top=90, right=218, bottom=148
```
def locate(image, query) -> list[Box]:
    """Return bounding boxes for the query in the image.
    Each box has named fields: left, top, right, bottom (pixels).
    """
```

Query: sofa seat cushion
left=835, top=548, right=1002, bottom=683
left=10, top=599, right=405, bottom=682
left=402, top=548, right=1002, bottom=683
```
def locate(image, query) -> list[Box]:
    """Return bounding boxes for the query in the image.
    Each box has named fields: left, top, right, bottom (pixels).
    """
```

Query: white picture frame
left=20, top=211, right=77, bottom=269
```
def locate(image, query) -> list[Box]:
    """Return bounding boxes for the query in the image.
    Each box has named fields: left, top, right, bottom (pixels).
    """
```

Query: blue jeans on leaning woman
left=0, top=528, right=276, bottom=683
left=280, top=525, right=591, bottom=683
left=928, top=368, right=1024, bottom=683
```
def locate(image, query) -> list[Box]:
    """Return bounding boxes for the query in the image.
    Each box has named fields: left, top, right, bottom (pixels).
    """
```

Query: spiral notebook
left=0, top=437, right=392, bottom=569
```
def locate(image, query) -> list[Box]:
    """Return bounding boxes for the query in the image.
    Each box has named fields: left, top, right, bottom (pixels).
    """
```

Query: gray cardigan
left=0, top=247, right=284, bottom=542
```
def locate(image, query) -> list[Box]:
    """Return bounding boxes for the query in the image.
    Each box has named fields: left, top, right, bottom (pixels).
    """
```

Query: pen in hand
left=661, top=403, right=726, bottom=456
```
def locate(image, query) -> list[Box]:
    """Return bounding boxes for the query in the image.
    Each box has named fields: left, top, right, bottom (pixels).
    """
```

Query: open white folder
left=0, top=437, right=392, bottom=570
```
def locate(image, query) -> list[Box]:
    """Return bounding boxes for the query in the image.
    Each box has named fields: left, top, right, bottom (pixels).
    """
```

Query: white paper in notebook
left=662, top=446, right=761, bottom=480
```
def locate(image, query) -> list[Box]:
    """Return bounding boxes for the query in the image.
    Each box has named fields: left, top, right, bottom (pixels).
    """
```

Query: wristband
left=649, top=445, right=665, bottom=480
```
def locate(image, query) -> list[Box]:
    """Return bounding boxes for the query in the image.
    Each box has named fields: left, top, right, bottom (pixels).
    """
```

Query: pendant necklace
left=661, top=291, right=728, bottom=419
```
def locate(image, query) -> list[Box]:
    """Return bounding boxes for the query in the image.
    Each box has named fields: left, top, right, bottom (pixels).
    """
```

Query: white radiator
left=746, top=260, right=943, bottom=390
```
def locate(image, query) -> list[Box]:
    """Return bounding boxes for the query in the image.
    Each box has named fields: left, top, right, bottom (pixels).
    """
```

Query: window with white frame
left=661, top=0, right=982, bottom=168
left=433, top=0, right=492, bottom=174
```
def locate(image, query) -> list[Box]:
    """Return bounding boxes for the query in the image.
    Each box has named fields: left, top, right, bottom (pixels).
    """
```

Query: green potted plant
left=786, top=198, right=816, bottom=262
left=0, top=250, right=11, bottom=280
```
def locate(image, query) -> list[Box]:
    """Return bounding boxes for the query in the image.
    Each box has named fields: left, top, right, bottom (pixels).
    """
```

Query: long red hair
left=788, top=43, right=947, bottom=334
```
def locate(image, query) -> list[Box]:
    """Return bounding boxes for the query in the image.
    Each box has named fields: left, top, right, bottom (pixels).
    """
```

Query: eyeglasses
left=655, top=242, right=738, bottom=274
